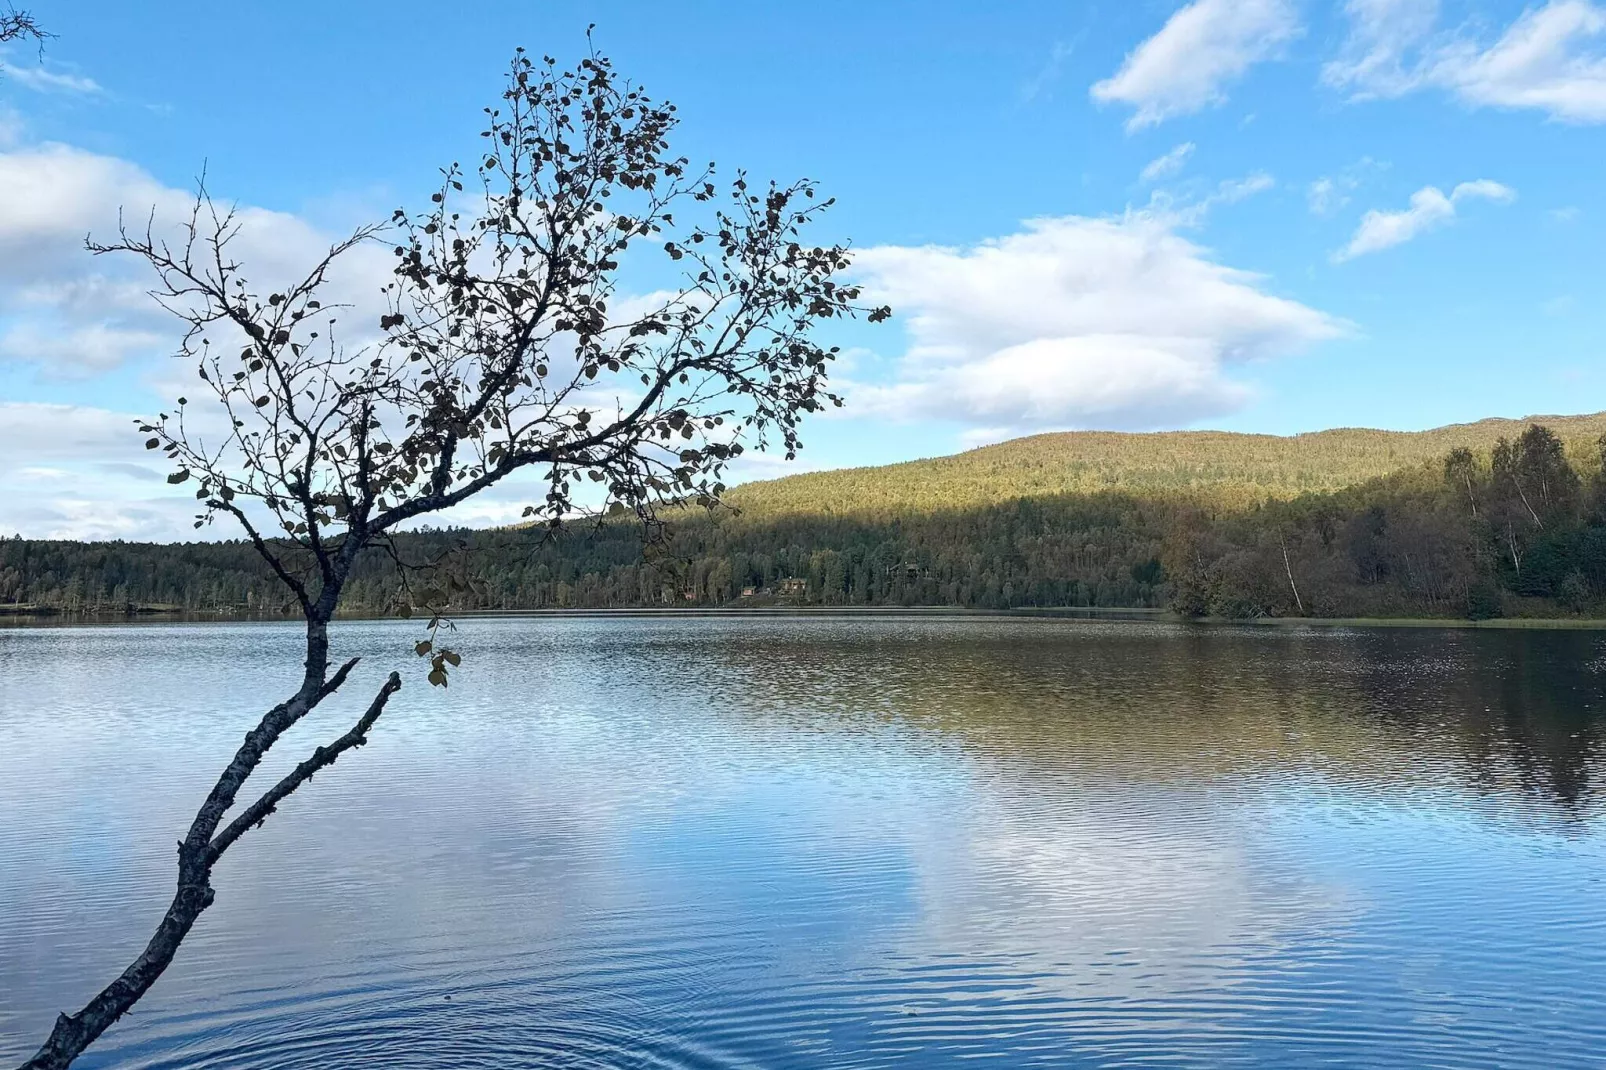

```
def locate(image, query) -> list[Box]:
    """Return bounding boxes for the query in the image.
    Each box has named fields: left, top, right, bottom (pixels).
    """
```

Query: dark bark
left=0, top=8, right=48, bottom=46
left=16, top=618, right=401, bottom=1070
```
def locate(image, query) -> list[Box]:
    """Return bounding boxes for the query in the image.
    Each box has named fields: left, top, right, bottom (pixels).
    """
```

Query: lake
left=3, top=615, right=1606, bottom=1068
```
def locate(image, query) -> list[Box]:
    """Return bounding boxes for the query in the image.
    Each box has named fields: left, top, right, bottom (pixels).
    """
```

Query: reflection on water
left=2, top=617, right=1606, bottom=1067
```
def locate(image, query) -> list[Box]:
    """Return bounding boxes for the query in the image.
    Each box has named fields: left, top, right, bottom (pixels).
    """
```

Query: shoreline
left=6, top=604, right=1606, bottom=631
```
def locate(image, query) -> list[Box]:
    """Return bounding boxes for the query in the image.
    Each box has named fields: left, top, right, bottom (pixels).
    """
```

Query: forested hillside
left=728, top=413, right=1606, bottom=518
left=8, top=416, right=1606, bottom=621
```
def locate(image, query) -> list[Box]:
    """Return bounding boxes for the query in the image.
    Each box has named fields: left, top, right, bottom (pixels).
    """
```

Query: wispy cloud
left=1091, top=0, right=1300, bottom=130
left=1021, top=40, right=1080, bottom=103
left=1308, top=177, right=1342, bottom=216
left=1213, top=171, right=1275, bottom=204
left=1442, top=1, right=1606, bottom=122
left=1307, top=157, right=1387, bottom=216
left=1140, top=142, right=1196, bottom=183
left=1327, top=0, right=1606, bottom=123
left=1322, top=0, right=1442, bottom=97
left=1148, top=171, right=1277, bottom=228
left=0, top=59, right=102, bottom=95
left=1334, top=180, right=1516, bottom=262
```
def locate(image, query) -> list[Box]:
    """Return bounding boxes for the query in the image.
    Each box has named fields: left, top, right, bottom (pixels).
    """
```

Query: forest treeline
left=7, top=423, right=1606, bottom=621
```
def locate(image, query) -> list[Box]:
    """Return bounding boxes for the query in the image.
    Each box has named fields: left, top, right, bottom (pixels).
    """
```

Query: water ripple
left=3, top=617, right=1606, bottom=1067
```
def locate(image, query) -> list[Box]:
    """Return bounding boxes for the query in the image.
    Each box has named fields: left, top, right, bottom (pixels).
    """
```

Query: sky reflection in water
left=2, top=617, right=1605, bottom=1067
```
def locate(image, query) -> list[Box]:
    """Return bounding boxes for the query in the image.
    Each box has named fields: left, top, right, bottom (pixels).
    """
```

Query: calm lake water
left=4, top=616, right=1606, bottom=1068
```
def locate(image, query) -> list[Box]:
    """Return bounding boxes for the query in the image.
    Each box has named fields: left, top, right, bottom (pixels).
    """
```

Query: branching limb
left=16, top=660, right=372, bottom=1070
left=0, top=6, right=47, bottom=47
left=209, top=671, right=402, bottom=863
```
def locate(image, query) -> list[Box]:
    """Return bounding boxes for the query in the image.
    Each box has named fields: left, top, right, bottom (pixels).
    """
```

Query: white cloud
left=1439, top=1, right=1606, bottom=121
left=0, top=140, right=787, bottom=539
left=1308, top=177, right=1341, bottom=215
left=1328, top=0, right=1606, bottom=123
left=0, top=322, right=168, bottom=375
left=0, top=106, right=21, bottom=148
left=1021, top=40, right=1080, bottom=103
left=1149, top=171, right=1276, bottom=228
left=1213, top=171, right=1275, bottom=204
left=0, top=400, right=575, bottom=540
left=0, top=402, right=206, bottom=540
left=1323, top=0, right=1442, bottom=96
left=1334, top=179, right=1515, bottom=262
left=0, top=401, right=142, bottom=461
left=844, top=213, right=1341, bottom=437
left=0, top=143, right=396, bottom=377
left=1307, top=157, right=1387, bottom=216
left=1140, top=142, right=1196, bottom=183
left=0, top=59, right=102, bottom=95
left=0, top=145, right=205, bottom=378
left=1092, top=0, right=1301, bottom=129
left=0, top=143, right=404, bottom=538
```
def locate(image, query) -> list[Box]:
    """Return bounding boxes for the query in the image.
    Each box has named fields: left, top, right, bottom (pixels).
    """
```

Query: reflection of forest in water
left=613, top=619, right=1606, bottom=819
left=8, top=616, right=1606, bottom=1069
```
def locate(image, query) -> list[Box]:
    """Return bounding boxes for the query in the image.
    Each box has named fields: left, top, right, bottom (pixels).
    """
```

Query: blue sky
left=3, top=0, right=1605, bottom=538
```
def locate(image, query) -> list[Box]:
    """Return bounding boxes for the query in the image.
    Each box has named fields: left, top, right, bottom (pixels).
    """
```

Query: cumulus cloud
left=844, top=213, right=1341, bottom=437
left=0, top=140, right=771, bottom=538
left=1140, top=142, right=1196, bottom=183
left=0, top=143, right=396, bottom=377
left=1327, top=0, right=1606, bottom=123
left=1092, top=0, right=1301, bottom=129
left=0, top=142, right=406, bottom=538
left=1334, top=179, right=1516, bottom=262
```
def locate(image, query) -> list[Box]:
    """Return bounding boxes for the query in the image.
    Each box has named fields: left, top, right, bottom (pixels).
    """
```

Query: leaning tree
left=19, top=45, right=886, bottom=1070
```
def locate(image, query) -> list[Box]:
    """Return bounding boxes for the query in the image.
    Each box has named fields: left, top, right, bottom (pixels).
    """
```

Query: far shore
left=7, top=603, right=1606, bottom=631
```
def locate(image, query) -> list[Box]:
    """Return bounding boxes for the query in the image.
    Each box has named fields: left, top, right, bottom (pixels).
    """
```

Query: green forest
left=9, top=416, right=1606, bottom=622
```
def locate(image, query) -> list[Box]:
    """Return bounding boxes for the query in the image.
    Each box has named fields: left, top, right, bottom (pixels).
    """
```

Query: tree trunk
left=1281, top=538, right=1305, bottom=615
left=15, top=612, right=372, bottom=1070
left=1513, top=477, right=1544, bottom=529
left=19, top=853, right=215, bottom=1070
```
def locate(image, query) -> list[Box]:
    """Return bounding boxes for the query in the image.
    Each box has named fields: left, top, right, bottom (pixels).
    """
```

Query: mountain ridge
left=727, top=411, right=1606, bottom=520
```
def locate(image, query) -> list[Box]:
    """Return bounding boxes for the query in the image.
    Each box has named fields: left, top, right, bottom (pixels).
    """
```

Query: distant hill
left=10, top=410, right=1606, bottom=622
left=727, top=413, right=1606, bottom=519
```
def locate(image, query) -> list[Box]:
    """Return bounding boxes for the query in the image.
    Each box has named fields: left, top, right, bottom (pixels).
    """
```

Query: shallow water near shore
left=4, top=615, right=1606, bottom=1067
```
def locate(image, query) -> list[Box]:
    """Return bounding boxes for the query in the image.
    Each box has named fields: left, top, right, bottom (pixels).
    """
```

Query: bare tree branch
left=0, top=6, right=48, bottom=48
left=208, top=671, right=403, bottom=863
